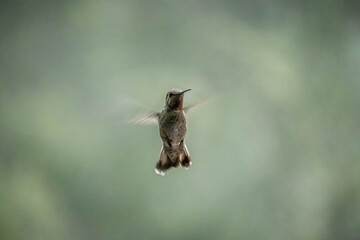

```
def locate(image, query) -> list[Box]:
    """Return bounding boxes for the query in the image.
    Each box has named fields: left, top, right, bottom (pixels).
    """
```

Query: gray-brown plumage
left=132, top=88, right=192, bottom=176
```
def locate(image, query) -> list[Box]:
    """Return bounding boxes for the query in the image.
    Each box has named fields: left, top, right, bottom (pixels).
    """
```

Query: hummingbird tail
left=180, top=143, right=192, bottom=169
left=155, top=146, right=173, bottom=176
left=155, top=144, right=192, bottom=176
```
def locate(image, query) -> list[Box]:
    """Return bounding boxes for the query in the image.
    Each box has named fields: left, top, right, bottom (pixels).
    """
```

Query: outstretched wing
left=131, top=111, right=160, bottom=125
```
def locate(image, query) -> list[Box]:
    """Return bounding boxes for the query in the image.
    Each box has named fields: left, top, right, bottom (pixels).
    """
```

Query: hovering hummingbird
left=133, top=88, right=193, bottom=176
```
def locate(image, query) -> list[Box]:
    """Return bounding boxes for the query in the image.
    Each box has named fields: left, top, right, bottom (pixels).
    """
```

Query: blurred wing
left=131, top=112, right=160, bottom=125
left=183, top=103, right=198, bottom=114
left=183, top=98, right=210, bottom=115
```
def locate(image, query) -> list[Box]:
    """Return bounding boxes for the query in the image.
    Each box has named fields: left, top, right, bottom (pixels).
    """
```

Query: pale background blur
left=1, top=1, right=360, bottom=239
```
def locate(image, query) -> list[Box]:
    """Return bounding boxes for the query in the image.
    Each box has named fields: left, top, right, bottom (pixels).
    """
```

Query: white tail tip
left=155, top=168, right=166, bottom=176
left=184, top=161, right=192, bottom=170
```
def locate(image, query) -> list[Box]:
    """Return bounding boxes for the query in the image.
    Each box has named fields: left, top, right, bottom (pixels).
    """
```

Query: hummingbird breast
left=159, top=109, right=187, bottom=149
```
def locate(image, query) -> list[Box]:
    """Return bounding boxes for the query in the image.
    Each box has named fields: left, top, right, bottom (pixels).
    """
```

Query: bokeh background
left=1, top=1, right=360, bottom=239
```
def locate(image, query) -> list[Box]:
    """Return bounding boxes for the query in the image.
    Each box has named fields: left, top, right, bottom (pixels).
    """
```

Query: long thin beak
left=179, top=89, right=191, bottom=95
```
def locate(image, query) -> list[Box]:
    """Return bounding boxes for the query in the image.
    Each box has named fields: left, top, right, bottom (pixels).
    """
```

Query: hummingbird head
left=165, top=88, right=191, bottom=110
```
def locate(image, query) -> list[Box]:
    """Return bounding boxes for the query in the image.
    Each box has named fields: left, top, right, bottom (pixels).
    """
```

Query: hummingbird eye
left=169, top=93, right=173, bottom=97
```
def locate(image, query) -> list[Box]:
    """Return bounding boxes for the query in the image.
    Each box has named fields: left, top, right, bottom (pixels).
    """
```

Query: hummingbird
left=133, top=88, right=193, bottom=176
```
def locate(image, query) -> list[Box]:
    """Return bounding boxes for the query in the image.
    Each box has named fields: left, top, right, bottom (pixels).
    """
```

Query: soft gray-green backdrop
left=1, top=1, right=360, bottom=239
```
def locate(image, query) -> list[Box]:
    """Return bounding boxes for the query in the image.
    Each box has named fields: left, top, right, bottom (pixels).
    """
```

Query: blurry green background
left=1, top=1, right=360, bottom=239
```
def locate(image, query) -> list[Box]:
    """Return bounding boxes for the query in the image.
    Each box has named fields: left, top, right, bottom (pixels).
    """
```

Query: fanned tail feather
left=155, top=146, right=173, bottom=176
left=180, top=143, right=192, bottom=169
left=155, top=143, right=192, bottom=176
